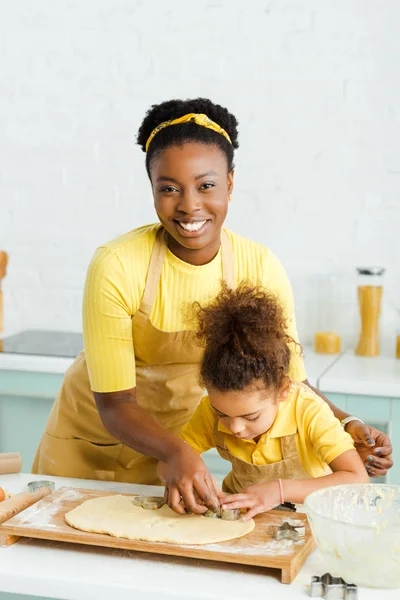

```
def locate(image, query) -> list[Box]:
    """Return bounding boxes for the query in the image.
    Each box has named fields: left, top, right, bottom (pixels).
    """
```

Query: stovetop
left=0, top=330, right=83, bottom=358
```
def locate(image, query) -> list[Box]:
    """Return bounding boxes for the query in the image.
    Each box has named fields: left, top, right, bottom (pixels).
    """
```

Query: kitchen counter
left=0, top=473, right=397, bottom=600
left=302, top=347, right=341, bottom=388
left=318, top=351, right=400, bottom=397
left=0, top=352, right=74, bottom=374
left=0, top=335, right=331, bottom=386
left=0, top=329, right=80, bottom=374
left=1, top=330, right=399, bottom=397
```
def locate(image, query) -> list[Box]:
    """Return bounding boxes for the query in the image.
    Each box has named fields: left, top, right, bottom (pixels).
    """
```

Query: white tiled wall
left=1, top=1, right=399, bottom=351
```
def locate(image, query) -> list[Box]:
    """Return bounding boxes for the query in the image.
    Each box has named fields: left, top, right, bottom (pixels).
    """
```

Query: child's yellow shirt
left=180, top=383, right=355, bottom=478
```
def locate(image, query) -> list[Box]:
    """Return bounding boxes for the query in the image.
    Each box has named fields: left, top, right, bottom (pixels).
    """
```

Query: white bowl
left=304, top=484, right=400, bottom=588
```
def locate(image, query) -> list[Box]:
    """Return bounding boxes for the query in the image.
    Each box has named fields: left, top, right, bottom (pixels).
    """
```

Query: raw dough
left=65, top=495, right=255, bottom=545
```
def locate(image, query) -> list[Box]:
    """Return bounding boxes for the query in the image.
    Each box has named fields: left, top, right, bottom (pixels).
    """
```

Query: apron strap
left=139, top=228, right=168, bottom=316
left=280, top=434, right=299, bottom=460
left=220, top=229, right=235, bottom=289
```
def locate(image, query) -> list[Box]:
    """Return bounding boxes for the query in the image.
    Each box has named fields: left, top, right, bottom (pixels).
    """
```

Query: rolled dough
left=65, top=495, right=255, bottom=545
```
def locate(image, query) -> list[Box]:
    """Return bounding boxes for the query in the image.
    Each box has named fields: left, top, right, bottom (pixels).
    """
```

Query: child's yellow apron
left=214, top=425, right=309, bottom=494
left=32, top=228, right=235, bottom=484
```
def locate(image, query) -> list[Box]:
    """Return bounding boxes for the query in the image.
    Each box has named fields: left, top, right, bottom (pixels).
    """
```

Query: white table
left=318, top=351, right=400, bottom=397
left=0, top=473, right=397, bottom=600
left=0, top=340, right=329, bottom=384
left=2, top=332, right=399, bottom=397
left=0, top=329, right=75, bottom=374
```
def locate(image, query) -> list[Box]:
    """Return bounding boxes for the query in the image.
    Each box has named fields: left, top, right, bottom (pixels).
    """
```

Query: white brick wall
left=1, top=0, right=399, bottom=353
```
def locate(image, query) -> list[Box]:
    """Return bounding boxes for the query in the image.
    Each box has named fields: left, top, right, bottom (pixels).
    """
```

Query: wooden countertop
left=0, top=473, right=397, bottom=600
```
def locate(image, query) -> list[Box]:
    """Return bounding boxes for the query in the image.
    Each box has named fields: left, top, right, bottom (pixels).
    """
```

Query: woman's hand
left=162, top=444, right=220, bottom=515
left=345, top=422, right=393, bottom=477
left=220, top=481, right=281, bottom=521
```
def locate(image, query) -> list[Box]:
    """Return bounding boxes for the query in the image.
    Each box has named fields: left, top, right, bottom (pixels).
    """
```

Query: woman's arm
left=85, top=246, right=219, bottom=514
left=156, top=396, right=219, bottom=513
left=303, top=379, right=393, bottom=478
left=303, top=380, right=349, bottom=421
left=221, top=450, right=368, bottom=520
left=95, top=389, right=219, bottom=514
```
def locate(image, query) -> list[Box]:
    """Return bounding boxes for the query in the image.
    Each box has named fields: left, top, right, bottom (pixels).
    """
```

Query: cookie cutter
left=203, top=506, right=241, bottom=521
left=27, top=480, right=55, bottom=493
left=267, top=520, right=305, bottom=541
left=310, top=573, right=358, bottom=599
left=132, top=495, right=240, bottom=519
left=132, top=495, right=164, bottom=510
left=276, top=501, right=297, bottom=512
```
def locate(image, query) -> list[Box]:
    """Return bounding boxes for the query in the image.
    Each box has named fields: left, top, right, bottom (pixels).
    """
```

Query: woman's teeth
left=177, top=220, right=207, bottom=232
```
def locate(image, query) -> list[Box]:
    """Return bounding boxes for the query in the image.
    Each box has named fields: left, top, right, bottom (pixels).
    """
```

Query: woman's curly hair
left=137, top=97, right=239, bottom=176
left=195, top=282, right=300, bottom=391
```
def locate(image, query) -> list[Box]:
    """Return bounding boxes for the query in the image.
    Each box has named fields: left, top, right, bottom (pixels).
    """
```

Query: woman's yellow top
left=83, top=224, right=306, bottom=393
left=180, top=383, right=355, bottom=477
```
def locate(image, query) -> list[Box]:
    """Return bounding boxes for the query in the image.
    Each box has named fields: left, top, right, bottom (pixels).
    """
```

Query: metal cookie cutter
left=267, top=521, right=305, bottom=541
left=132, top=495, right=164, bottom=510
left=203, top=506, right=241, bottom=521
left=310, top=573, right=358, bottom=600
left=276, top=501, right=297, bottom=512
left=27, top=480, right=55, bottom=492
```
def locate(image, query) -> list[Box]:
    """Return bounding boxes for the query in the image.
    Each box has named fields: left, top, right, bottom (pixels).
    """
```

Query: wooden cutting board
left=0, top=487, right=315, bottom=583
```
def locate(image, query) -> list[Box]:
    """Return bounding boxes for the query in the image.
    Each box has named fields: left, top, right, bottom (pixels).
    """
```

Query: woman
left=33, top=98, right=392, bottom=514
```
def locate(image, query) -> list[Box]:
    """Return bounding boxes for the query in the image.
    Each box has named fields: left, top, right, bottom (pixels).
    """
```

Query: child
left=178, top=283, right=368, bottom=520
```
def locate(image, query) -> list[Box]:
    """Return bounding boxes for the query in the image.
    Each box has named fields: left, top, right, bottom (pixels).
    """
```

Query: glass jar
left=355, top=267, right=385, bottom=357
left=394, top=305, right=400, bottom=360
left=314, top=273, right=342, bottom=354
left=0, top=250, right=8, bottom=334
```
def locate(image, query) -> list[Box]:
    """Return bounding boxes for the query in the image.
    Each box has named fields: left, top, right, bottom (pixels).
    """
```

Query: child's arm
left=221, top=449, right=368, bottom=520
left=283, top=449, right=369, bottom=501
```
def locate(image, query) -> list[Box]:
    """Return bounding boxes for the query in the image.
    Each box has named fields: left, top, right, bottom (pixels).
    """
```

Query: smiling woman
left=136, top=99, right=238, bottom=266
left=151, top=144, right=232, bottom=266
left=32, top=97, right=393, bottom=515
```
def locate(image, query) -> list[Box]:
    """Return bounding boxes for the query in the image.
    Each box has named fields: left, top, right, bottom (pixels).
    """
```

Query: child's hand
left=221, top=481, right=281, bottom=521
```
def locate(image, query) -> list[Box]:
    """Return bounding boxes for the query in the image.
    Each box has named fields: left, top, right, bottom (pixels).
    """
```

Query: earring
left=228, top=194, right=232, bottom=202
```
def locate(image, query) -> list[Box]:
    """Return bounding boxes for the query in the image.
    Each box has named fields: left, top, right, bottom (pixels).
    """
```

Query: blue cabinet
left=202, top=448, right=230, bottom=485
left=323, top=392, right=399, bottom=484
left=0, top=371, right=64, bottom=471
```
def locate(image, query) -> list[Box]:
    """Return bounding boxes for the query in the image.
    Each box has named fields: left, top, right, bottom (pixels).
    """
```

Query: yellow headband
left=145, top=112, right=232, bottom=152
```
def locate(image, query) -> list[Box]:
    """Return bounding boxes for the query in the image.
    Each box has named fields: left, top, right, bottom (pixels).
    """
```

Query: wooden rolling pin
left=0, top=453, right=22, bottom=474
left=0, top=251, right=8, bottom=333
left=0, top=487, right=52, bottom=525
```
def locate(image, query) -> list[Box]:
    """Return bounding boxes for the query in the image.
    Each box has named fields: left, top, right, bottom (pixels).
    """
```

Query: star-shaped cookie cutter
left=267, top=520, right=305, bottom=541
left=203, top=507, right=241, bottom=521
left=310, top=573, right=358, bottom=599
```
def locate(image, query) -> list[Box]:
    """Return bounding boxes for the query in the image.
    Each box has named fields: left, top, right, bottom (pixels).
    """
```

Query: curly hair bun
left=196, top=282, right=297, bottom=391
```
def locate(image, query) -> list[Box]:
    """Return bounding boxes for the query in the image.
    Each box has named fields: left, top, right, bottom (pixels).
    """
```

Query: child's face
left=208, top=379, right=289, bottom=440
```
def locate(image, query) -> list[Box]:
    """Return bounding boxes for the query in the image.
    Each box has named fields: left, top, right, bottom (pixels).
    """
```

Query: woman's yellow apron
left=32, top=228, right=235, bottom=484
